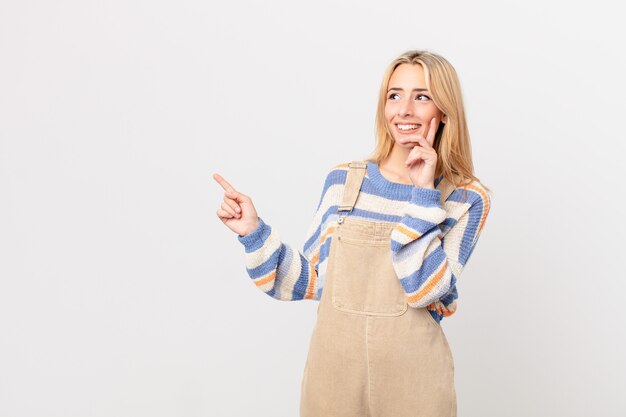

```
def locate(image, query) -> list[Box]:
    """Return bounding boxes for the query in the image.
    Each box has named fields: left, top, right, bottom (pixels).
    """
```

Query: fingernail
left=236, top=207, right=241, bottom=212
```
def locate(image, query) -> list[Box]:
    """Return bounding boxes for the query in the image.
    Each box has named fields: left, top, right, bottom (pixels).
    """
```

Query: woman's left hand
left=405, top=117, right=440, bottom=189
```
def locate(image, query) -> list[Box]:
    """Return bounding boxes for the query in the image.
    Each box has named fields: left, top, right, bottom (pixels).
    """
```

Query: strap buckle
left=348, top=161, right=367, bottom=169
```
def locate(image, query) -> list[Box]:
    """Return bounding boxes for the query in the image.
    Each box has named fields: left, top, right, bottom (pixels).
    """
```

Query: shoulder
left=329, top=161, right=352, bottom=175
left=328, top=159, right=370, bottom=178
left=311, top=161, right=351, bottom=210
left=455, top=180, right=491, bottom=214
left=321, top=161, right=352, bottom=188
left=315, top=160, right=364, bottom=201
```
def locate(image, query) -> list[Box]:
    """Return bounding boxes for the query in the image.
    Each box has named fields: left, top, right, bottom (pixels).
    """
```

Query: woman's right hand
left=212, top=173, right=260, bottom=237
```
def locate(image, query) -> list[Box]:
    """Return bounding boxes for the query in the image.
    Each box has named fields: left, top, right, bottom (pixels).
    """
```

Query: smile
left=396, top=123, right=421, bottom=132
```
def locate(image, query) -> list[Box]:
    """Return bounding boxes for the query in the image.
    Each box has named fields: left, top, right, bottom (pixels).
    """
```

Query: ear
left=441, top=114, right=447, bottom=124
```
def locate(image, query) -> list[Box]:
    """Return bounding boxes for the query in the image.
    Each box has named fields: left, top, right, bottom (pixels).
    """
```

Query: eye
left=388, top=93, right=400, bottom=100
left=415, top=94, right=431, bottom=101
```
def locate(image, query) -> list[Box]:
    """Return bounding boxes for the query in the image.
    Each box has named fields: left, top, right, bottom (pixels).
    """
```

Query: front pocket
left=331, top=235, right=407, bottom=316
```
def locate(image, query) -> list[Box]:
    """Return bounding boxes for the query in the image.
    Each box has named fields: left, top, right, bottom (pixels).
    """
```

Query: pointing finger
left=213, top=173, right=236, bottom=193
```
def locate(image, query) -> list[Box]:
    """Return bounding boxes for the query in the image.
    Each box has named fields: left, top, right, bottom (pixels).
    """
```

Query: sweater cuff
left=237, top=216, right=269, bottom=250
left=410, top=187, right=442, bottom=207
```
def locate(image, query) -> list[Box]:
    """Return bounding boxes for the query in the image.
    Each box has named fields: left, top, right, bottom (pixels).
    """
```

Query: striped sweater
left=237, top=161, right=491, bottom=324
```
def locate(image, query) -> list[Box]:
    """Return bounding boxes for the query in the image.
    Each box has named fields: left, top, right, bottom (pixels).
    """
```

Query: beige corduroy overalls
left=300, top=161, right=457, bottom=417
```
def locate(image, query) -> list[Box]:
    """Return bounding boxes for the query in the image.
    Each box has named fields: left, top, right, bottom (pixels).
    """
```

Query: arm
left=236, top=169, right=339, bottom=301
left=390, top=182, right=491, bottom=312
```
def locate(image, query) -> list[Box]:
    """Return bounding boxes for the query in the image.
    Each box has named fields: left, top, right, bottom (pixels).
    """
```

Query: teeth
left=397, top=124, right=420, bottom=131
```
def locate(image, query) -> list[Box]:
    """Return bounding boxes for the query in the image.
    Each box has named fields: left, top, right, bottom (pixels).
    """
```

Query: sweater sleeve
left=236, top=170, right=336, bottom=301
left=389, top=182, right=491, bottom=315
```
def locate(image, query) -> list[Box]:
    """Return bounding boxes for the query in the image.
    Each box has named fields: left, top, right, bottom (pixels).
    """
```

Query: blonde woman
left=213, top=50, right=492, bottom=417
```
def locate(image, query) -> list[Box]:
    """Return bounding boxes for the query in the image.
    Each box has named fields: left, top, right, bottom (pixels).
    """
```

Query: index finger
left=212, top=173, right=236, bottom=193
left=426, top=117, right=440, bottom=145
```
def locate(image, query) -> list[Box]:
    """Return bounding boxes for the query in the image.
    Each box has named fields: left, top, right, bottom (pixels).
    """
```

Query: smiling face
left=384, top=63, right=446, bottom=148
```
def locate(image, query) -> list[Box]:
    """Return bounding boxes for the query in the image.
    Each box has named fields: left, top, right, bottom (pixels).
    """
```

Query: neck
left=379, top=145, right=413, bottom=184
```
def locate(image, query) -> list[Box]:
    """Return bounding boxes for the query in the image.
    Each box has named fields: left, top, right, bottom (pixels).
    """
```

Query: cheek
left=426, top=106, right=444, bottom=119
left=414, top=109, right=434, bottom=123
left=384, top=105, right=394, bottom=122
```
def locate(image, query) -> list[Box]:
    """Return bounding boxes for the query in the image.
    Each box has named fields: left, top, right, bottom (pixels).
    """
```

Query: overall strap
left=438, top=176, right=457, bottom=206
left=338, top=161, right=367, bottom=213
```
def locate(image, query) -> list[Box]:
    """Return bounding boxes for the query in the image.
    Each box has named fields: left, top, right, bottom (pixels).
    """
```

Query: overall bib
left=300, top=161, right=457, bottom=417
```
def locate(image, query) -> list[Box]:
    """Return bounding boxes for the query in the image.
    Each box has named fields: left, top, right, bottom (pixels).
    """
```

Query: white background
left=1, top=1, right=624, bottom=416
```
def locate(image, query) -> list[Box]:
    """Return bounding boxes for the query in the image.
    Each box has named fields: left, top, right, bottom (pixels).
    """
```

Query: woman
left=213, top=50, right=492, bottom=417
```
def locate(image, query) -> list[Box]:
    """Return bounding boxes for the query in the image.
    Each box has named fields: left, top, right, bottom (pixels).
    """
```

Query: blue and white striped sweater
left=237, top=161, right=491, bottom=323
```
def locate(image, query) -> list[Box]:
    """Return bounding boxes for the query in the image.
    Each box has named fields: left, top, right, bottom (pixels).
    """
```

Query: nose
left=398, top=99, right=413, bottom=117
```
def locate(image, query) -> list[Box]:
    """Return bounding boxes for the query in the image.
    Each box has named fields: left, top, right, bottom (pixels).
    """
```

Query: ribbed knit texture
left=237, top=161, right=491, bottom=324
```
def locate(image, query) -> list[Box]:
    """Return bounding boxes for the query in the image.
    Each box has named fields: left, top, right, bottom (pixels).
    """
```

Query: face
left=384, top=63, right=446, bottom=148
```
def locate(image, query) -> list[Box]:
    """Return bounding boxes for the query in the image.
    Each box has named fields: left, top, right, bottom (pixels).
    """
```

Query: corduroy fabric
left=300, top=162, right=457, bottom=416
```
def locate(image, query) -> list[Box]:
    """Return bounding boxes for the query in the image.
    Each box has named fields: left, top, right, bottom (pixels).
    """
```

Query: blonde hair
left=364, top=49, right=492, bottom=199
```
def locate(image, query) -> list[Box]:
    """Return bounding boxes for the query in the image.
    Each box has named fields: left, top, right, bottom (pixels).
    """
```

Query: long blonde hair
left=365, top=50, right=492, bottom=198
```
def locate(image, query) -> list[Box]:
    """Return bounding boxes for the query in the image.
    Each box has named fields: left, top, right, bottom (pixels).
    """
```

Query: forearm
left=238, top=216, right=318, bottom=301
left=391, top=184, right=490, bottom=308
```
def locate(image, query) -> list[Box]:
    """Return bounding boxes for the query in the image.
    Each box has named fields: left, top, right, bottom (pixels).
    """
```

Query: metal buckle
left=348, top=161, right=366, bottom=169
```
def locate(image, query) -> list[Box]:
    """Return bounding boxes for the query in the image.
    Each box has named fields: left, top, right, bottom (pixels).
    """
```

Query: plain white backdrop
left=1, top=1, right=624, bottom=416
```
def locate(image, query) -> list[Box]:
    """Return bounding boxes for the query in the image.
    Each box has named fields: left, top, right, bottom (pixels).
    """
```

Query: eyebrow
left=387, top=87, right=429, bottom=92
